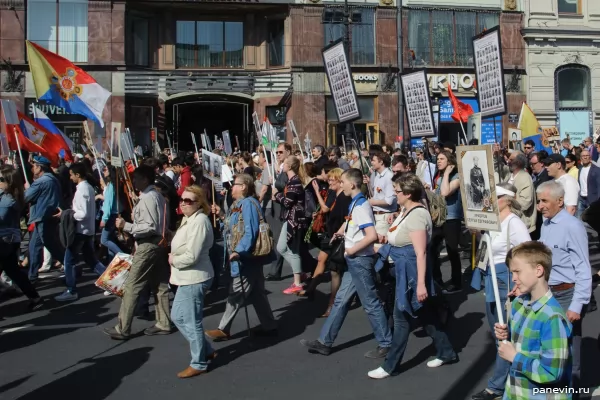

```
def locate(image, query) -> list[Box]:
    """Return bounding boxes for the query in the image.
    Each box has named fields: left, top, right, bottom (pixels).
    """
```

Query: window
left=27, top=0, right=88, bottom=62
left=408, top=9, right=499, bottom=67
left=130, top=17, right=149, bottom=66
left=556, top=66, right=590, bottom=109
left=323, top=8, right=375, bottom=65
left=326, top=97, right=375, bottom=121
left=268, top=20, right=285, bottom=67
left=558, top=0, right=581, bottom=14
left=176, top=21, right=243, bottom=68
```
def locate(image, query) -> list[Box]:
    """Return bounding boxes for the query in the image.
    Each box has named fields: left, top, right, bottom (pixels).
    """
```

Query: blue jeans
left=28, top=220, right=65, bottom=280
left=577, top=196, right=589, bottom=219
left=171, top=279, right=214, bottom=371
left=101, top=215, right=123, bottom=259
left=64, top=233, right=104, bottom=293
left=318, top=255, right=392, bottom=348
left=383, top=298, right=456, bottom=373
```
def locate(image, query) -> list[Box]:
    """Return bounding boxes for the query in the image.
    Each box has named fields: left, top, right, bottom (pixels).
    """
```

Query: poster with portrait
left=508, top=128, right=522, bottom=151
left=476, top=237, right=490, bottom=271
left=322, top=39, right=361, bottom=123
left=201, top=149, right=223, bottom=184
left=222, top=130, right=233, bottom=155
left=400, top=70, right=436, bottom=138
left=457, top=145, right=501, bottom=232
left=472, top=26, right=507, bottom=118
left=467, top=113, right=482, bottom=143
left=110, top=122, right=122, bottom=167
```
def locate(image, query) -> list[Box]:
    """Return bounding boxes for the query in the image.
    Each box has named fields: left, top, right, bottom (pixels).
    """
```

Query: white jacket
left=169, top=209, right=214, bottom=286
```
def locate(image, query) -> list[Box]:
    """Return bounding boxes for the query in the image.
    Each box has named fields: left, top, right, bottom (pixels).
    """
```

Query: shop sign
left=428, top=74, right=476, bottom=91
left=353, top=74, right=378, bottom=83
left=439, top=97, right=499, bottom=145
left=25, top=98, right=86, bottom=123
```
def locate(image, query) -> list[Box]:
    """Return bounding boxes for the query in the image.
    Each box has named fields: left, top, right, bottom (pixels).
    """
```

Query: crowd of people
left=0, top=134, right=599, bottom=399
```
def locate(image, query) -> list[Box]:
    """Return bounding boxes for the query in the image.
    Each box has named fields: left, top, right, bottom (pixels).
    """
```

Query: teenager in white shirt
left=55, top=163, right=105, bottom=302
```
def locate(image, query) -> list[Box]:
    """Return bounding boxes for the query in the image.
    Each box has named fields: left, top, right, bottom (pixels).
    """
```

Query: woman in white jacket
left=168, top=185, right=215, bottom=379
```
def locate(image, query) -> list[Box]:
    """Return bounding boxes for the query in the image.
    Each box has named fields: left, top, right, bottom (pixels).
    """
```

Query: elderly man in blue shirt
left=537, top=180, right=591, bottom=397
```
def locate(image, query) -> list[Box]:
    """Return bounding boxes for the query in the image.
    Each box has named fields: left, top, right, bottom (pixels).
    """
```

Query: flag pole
left=13, top=127, right=30, bottom=186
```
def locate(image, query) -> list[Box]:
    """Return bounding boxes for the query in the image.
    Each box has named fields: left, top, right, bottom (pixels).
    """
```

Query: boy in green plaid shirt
left=495, top=242, right=573, bottom=400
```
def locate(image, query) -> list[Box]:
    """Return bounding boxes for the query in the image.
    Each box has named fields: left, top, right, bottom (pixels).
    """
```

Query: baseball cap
left=541, top=153, right=565, bottom=166
left=32, top=155, right=51, bottom=166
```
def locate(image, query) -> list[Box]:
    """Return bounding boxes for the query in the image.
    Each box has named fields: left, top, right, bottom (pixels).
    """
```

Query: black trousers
left=0, top=242, right=39, bottom=299
left=430, top=219, right=463, bottom=287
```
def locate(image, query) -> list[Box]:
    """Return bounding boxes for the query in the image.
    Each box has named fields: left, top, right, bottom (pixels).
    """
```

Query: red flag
left=448, top=85, right=474, bottom=123
left=6, top=124, right=49, bottom=157
left=17, top=111, right=72, bottom=164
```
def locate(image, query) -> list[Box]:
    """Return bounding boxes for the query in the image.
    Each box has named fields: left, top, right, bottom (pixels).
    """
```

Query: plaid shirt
left=504, top=290, right=573, bottom=400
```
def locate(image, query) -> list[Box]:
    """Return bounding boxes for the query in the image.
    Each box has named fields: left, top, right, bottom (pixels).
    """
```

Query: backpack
left=425, top=190, right=447, bottom=228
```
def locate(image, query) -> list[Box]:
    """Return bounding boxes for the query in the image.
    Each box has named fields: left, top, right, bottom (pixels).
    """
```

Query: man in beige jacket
left=504, top=151, right=537, bottom=232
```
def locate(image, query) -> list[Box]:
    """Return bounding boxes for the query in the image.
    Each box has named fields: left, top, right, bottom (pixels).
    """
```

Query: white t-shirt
left=344, top=195, right=376, bottom=257
left=555, top=174, right=580, bottom=207
left=490, top=214, right=531, bottom=265
left=579, top=165, right=590, bottom=197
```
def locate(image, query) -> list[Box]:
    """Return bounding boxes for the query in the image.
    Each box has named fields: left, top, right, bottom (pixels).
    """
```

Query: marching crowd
left=0, top=134, right=599, bottom=399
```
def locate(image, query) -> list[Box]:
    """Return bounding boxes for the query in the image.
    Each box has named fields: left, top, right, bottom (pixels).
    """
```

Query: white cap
left=496, top=186, right=515, bottom=197
left=76, top=153, right=84, bottom=159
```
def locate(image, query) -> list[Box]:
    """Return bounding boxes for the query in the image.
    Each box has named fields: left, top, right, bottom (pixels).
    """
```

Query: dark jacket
left=533, top=169, right=551, bottom=189
left=59, top=209, right=76, bottom=248
left=579, top=163, right=600, bottom=204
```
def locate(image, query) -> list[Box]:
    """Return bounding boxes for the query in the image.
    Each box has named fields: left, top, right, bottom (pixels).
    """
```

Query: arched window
left=555, top=65, right=591, bottom=109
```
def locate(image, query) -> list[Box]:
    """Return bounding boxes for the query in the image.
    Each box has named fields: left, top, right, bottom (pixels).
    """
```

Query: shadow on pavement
left=0, top=297, right=117, bottom=354
left=15, top=347, right=152, bottom=400
left=0, top=374, right=33, bottom=395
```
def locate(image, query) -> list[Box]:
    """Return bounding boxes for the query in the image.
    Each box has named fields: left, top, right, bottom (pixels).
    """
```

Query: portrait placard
left=201, top=149, right=223, bottom=184
left=400, top=70, right=436, bottom=138
left=110, top=122, right=122, bottom=167
left=322, top=39, right=361, bottom=123
left=468, top=113, right=482, bottom=143
left=457, top=145, right=501, bottom=232
left=222, top=130, right=233, bottom=155
left=473, top=26, right=507, bottom=118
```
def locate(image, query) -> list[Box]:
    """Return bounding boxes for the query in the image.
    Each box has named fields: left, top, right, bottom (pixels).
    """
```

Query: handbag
left=230, top=198, right=273, bottom=257
left=328, top=200, right=359, bottom=264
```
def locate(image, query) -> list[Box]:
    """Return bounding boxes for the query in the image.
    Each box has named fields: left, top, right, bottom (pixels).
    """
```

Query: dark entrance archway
left=166, top=93, right=252, bottom=153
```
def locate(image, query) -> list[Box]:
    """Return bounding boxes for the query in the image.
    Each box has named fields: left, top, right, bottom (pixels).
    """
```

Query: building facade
left=402, top=0, right=526, bottom=147
left=523, top=0, right=600, bottom=146
left=0, top=0, right=526, bottom=152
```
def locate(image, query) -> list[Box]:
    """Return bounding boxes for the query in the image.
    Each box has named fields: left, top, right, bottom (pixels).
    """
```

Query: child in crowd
left=495, top=241, right=573, bottom=400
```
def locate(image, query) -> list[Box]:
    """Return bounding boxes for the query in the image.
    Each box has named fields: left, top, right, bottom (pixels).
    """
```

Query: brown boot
left=177, top=366, right=207, bottom=379
left=205, top=329, right=230, bottom=341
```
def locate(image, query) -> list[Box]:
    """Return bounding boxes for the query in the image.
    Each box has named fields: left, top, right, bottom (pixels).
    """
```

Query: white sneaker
left=38, top=265, right=52, bottom=273
left=103, top=290, right=112, bottom=296
left=55, top=290, right=78, bottom=302
left=367, top=367, right=390, bottom=379
left=427, top=358, right=455, bottom=368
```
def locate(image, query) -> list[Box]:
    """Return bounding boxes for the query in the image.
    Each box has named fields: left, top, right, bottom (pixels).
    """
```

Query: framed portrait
left=201, top=149, right=223, bottom=184
left=110, top=122, right=122, bottom=167
left=457, top=145, right=501, bottom=232
left=467, top=113, right=482, bottom=143
left=400, top=70, right=436, bottom=138
left=472, top=26, right=507, bottom=118
left=323, top=39, right=361, bottom=123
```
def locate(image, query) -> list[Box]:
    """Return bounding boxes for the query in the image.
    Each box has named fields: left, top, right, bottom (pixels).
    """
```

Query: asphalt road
left=2, top=231, right=600, bottom=400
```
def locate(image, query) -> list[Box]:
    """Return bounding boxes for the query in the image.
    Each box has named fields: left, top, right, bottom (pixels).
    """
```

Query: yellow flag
left=517, top=103, right=542, bottom=139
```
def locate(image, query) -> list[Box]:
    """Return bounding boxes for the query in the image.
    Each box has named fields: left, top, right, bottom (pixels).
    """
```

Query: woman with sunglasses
left=205, top=173, right=277, bottom=342
left=368, top=174, right=456, bottom=379
left=169, top=185, right=215, bottom=378
left=469, top=182, right=531, bottom=400
left=0, top=165, right=43, bottom=310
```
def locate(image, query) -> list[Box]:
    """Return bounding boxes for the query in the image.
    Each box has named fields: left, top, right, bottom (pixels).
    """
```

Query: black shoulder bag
left=328, top=200, right=360, bottom=264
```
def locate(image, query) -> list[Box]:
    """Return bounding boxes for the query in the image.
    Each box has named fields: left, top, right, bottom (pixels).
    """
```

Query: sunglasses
left=179, top=198, right=198, bottom=205
left=276, top=151, right=285, bottom=154
left=0, top=177, right=5, bottom=183
left=524, top=146, right=532, bottom=150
